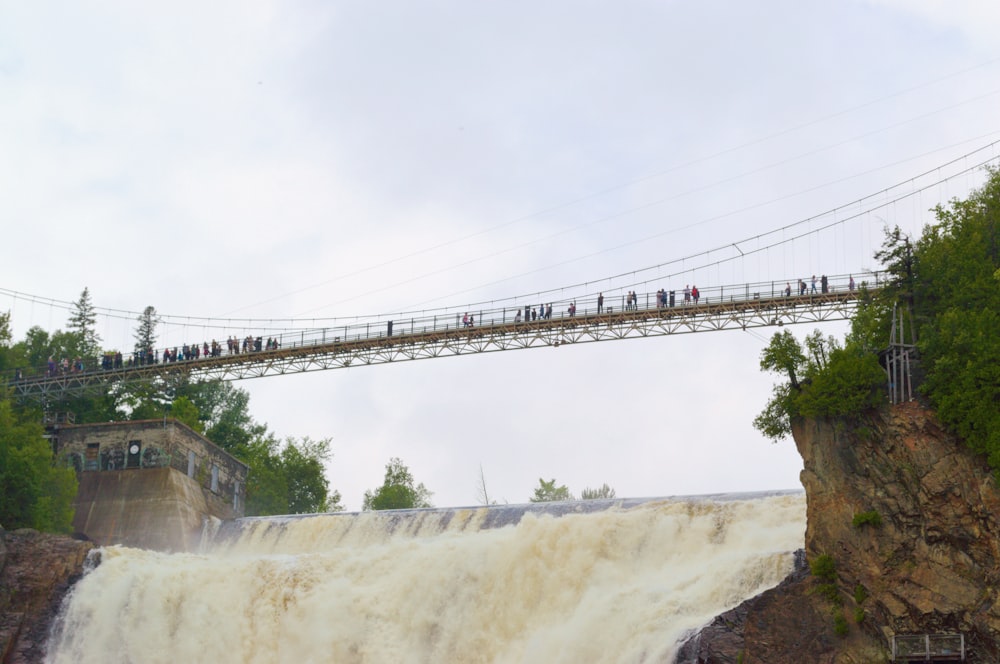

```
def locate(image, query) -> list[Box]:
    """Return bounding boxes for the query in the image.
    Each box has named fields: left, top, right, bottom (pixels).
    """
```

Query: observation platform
left=891, top=633, right=965, bottom=661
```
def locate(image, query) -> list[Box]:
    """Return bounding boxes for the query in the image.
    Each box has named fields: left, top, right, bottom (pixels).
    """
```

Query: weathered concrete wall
left=54, top=419, right=247, bottom=516
left=73, top=467, right=227, bottom=551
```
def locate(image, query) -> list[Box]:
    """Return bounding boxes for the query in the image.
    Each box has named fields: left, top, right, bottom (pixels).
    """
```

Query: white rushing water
left=46, top=492, right=805, bottom=664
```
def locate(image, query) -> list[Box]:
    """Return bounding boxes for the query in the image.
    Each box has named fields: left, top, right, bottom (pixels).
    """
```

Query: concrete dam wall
left=73, top=467, right=236, bottom=552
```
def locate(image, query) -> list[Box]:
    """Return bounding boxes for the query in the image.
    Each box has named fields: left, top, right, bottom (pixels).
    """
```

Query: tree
left=363, top=457, right=433, bottom=510
left=759, top=329, right=807, bottom=390
left=0, top=397, right=77, bottom=532
left=0, top=310, right=13, bottom=372
left=134, top=305, right=159, bottom=355
left=281, top=437, right=341, bottom=513
left=67, top=287, right=101, bottom=364
left=529, top=478, right=573, bottom=502
left=906, top=167, right=1000, bottom=471
left=196, top=382, right=267, bottom=456
left=243, top=434, right=341, bottom=516
left=475, top=464, right=499, bottom=505
left=170, top=396, right=204, bottom=433
left=753, top=328, right=883, bottom=443
left=580, top=483, right=616, bottom=500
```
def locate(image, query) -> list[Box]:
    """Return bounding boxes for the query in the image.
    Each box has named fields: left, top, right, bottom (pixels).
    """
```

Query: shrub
left=853, top=583, right=868, bottom=605
left=852, top=510, right=883, bottom=528
left=833, top=612, right=849, bottom=637
left=810, top=554, right=837, bottom=582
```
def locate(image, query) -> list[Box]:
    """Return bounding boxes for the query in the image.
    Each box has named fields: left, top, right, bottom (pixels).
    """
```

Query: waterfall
left=47, top=491, right=805, bottom=663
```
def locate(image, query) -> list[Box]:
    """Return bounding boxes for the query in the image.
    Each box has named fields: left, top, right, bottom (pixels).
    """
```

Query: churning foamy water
left=46, top=491, right=805, bottom=664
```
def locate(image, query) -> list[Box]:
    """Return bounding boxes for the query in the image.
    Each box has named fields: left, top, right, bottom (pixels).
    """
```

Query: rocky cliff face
left=0, top=528, right=95, bottom=663
left=679, top=401, right=1000, bottom=663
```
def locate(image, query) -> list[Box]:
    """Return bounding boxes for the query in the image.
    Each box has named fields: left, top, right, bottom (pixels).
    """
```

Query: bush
left=810, top=554, right=837, bottom=582
left=833, top=612, right=849, bottom=637
left=853, top=583, right=868, bottom=605
left=853, top=606, right=865, bottom=624
left=852, top=510, right=883, bottom=528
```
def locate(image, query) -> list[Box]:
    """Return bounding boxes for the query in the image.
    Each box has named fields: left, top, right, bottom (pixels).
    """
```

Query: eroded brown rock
left=679, top=402, right=1000, bottom=663
left=0, top=528, right=94, bottom=664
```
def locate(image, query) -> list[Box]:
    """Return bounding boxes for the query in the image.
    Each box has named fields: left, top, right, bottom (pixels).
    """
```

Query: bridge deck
left=8, top=283, right=874, bottom=400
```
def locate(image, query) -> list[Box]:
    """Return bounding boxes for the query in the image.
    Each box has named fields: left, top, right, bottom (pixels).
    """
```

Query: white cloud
left=2, top=2, right=998, bottom=509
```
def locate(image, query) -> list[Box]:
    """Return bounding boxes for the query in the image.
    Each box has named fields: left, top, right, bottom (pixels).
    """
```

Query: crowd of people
left=34, top=334, right=285, bottom=378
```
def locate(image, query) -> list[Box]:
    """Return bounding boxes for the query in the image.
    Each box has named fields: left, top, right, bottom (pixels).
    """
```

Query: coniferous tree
left=529, top=478, right=574, bottom=502
left=67, top=287, right=101, bottom=363
left=133, top=306, right=159, bottom=356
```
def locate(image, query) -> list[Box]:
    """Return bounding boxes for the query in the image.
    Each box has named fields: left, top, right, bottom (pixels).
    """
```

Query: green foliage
left=759, top=330, right=807, bottom=389
left=0, top=397, right=77, bottom=532
left=889, top=167, right=1000, bottom=476
left=754, top=329, right=885, bottom=442
left=853, top=583, right=868, bottom=605
left=193, top=382, right=268, bottom=456
left=816, top=583, right=841, bottom=605
left=580, top=483, right=616, bottom=500
left=0, top=311, right=14, bottom=372
left=810, top=554, right=837, bottom=582
left=853, top=606, right=865, bottom=624
left=363, top=457, right=433, bottom=510
left=833, top=611, right=849, bottom=637
left=852, top=510, right=882, bottom=528
left=170, top=396, right=204, bottom=433
left=244, top=434, right=340, bottom=516
left=529, top=477, right=574, bottom=502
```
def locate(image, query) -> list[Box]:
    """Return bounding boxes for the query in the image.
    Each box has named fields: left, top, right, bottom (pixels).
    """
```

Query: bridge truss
left=9, top=288, right=870, bottom=401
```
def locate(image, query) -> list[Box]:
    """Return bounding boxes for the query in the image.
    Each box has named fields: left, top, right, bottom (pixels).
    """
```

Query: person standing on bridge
left=810, top=275, right=817, bottom=293
left=598, top=293, right=604, bottom=313
left=785, top=283, right=791, bottom=297
left=683, top=285, right=691, bottom=305
left=515, top=309, right=522, bottom=323
left=849, top=275, right=855, bottom=291
left=692, top=285, right=700, bottom=304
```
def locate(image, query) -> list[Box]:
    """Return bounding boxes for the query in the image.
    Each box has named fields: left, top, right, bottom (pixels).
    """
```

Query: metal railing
left=891, top=633, right=965, bottom=661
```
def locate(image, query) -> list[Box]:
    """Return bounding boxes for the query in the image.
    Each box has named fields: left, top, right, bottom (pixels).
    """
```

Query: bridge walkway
left=8, top=275, right=877, bottom=400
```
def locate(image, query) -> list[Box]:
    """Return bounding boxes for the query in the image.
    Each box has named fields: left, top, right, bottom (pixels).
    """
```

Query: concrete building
left=50, top=418, right=248, bottom=551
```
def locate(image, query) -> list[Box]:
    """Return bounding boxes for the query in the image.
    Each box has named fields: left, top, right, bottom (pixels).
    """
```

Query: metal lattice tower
left=885, top=302, right=917, bottom=404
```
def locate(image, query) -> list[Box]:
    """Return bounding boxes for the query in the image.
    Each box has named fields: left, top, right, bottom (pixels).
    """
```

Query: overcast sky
left=2, top=2, right=999, bottom=510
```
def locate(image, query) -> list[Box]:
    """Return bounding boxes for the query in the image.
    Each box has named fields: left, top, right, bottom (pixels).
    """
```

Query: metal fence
left=891, top=633, right=965, bottom=661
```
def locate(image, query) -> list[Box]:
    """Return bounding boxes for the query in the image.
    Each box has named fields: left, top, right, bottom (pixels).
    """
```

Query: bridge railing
left=891, top=633, right=965, bottom=661
left=4, top=271, right=880, bottom=385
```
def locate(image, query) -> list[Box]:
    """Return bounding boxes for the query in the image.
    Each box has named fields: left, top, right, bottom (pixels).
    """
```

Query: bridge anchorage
left=7, top=273, right=879, bottom=401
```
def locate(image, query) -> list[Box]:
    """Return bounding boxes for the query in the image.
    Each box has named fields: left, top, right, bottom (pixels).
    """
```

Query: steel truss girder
left=9, top=291, right=864, bottom=401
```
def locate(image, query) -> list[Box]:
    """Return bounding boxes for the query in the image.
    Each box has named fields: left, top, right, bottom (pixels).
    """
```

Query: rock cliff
left=679, top=401, right=1000, bottom=663
left=0, top=528, right=95, bottom=664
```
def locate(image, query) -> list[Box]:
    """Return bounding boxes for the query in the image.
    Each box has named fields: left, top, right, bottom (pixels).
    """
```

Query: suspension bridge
left=9, top=141, right=999, bottom=403
left=5, top=272, right=879, bottom=401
